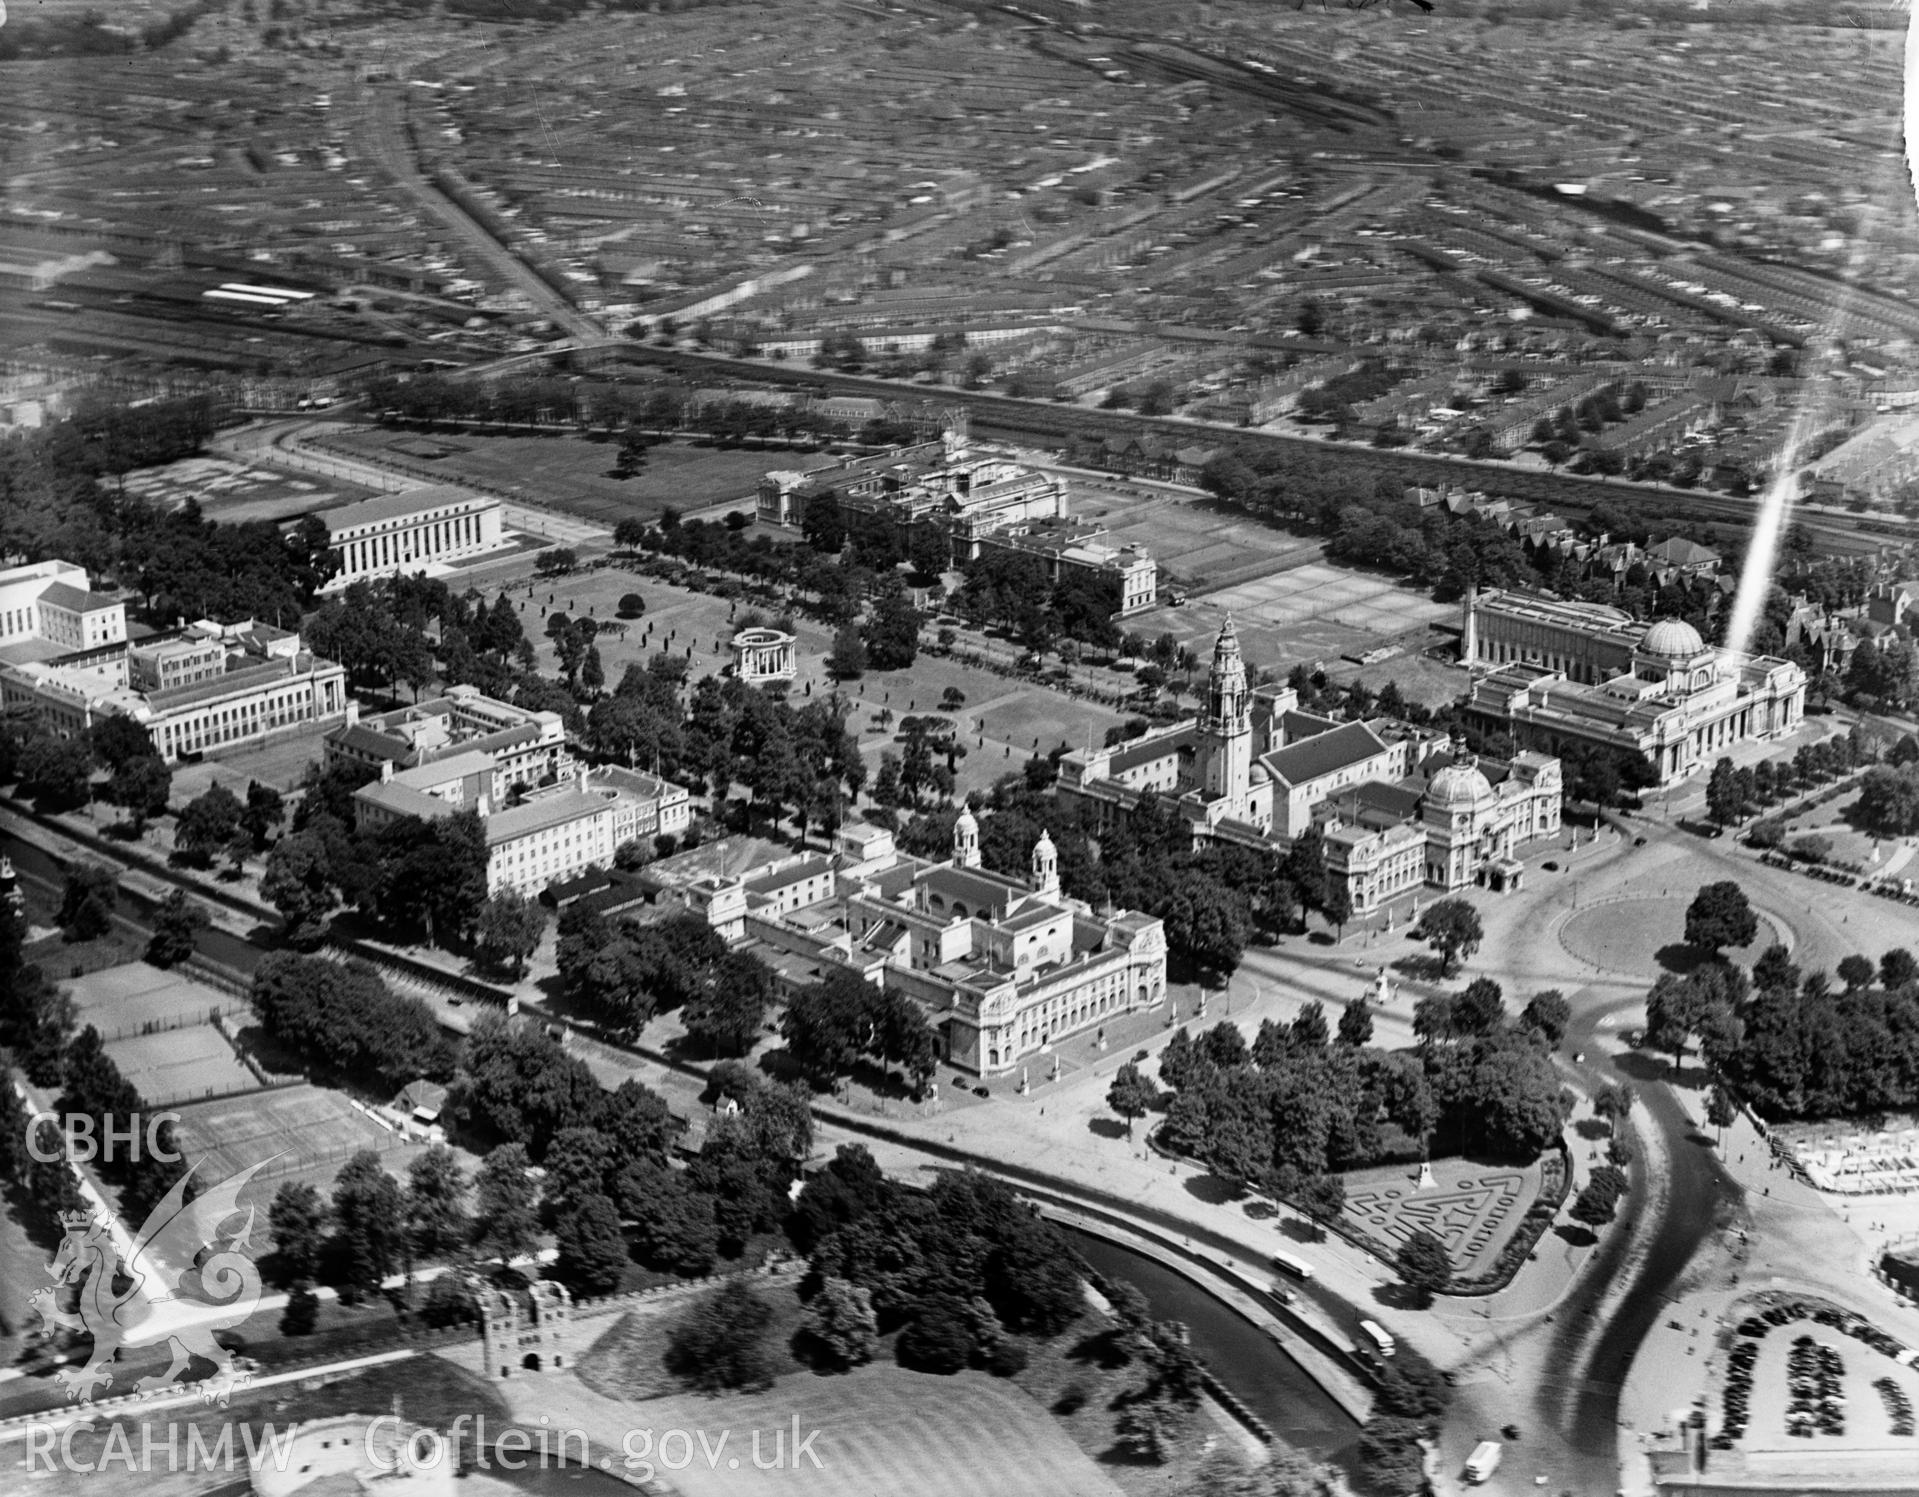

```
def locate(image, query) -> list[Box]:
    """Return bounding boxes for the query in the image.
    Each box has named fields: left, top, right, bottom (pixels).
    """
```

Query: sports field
left=123, top=454, right=355, bottom=524
left=69, top=962, right=228, bottom=1037
left=172, top=1084, right=408, bottom=1194
left=328, top=430, right=834, bottom=530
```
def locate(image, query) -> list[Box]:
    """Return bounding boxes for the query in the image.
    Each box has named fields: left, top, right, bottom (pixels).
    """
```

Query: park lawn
left=20, top=877, right=142, bottom=979
left=20, top=1355, right=513, bottom=1497
left=628, top=1355, right=1130, bottom=1497
left=575, top=1278, right=809, bottom=1403
left=330, top=431, right=826, bottom=526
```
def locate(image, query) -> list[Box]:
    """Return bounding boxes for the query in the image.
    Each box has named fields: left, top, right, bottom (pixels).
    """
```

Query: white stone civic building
left=315, top=485, right=506, bottom=588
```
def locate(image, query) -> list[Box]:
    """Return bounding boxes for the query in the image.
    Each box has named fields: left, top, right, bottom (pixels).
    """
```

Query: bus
left=1357, top=1319, right=1396, bottom=1359
left=1271, top=1249, right=1316, bottom=1281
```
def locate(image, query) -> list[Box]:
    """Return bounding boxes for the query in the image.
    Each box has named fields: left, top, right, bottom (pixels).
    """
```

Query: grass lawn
left=20, top=1355, right=512, bottom=1497
left=575, top=1278, right=810, bottom=1403
left=20, top=878, right=142, bottom=980
left=328, top=431, right=831, bottom=529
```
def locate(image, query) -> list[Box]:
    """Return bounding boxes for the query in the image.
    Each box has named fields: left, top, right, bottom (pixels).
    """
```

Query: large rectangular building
left=759, top=432, right=1159, bottom=616
left=325, top=685, right=572, bottom=801
left=1058, top=618, right=1563, bottom=912
left=314, top=485, right=507, bottom=589
left=0, top=614, right=349, bottom=763
left=0, top=560, right=130, bottom=675
left=349, top=723, right=692, bottom=898
left=1463, top=592, right=1808, bottom=786
left=666, top=820, right=1168, bottom=1079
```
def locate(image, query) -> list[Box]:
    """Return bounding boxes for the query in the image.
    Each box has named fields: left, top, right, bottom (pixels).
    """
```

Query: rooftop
left=316, top=484, right=493, bottom=531
left=37, top=581, right=122, bottom=615
left=1259, top=720, right=1389, bottom=788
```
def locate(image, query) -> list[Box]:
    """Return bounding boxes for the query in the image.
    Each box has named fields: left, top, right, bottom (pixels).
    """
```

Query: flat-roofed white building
left=314, top=485, right=507, bottom=589
left=0, top=616, right=348, bottom=763
left=324, top=685, right=572, bottom=800
left=0, top=560, right=129, bottom=672
left=352, top=753, right=692, bottom=898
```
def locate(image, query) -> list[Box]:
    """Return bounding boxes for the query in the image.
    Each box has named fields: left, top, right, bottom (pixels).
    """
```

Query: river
left=1065, top=1228, right=1362, bottom=1471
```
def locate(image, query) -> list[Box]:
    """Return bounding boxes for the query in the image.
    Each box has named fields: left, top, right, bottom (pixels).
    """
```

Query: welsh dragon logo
left=31, top=1158, right=277, bottom=1406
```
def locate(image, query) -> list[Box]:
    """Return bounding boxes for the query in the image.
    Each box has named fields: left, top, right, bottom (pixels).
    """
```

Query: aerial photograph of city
left=4, top=0, right=1919, bottom=1494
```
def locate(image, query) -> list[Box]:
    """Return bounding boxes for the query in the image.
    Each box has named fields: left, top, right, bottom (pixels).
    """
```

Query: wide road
left=347, top=84, right=602, bottom=344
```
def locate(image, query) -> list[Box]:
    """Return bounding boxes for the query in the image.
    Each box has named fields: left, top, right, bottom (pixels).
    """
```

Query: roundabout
left=1557, top=896, right=1790, bottom=979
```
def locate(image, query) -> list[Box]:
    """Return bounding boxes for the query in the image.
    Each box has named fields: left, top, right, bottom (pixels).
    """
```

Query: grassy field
left=21, top=1355, right=514, bottom=1497
left=328, top=430, right=833, bottom=529
left=479, top=566, right=1124, bottom=800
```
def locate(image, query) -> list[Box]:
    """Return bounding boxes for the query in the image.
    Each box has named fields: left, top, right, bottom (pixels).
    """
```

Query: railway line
left=588, top=344, right=1904, bottom=558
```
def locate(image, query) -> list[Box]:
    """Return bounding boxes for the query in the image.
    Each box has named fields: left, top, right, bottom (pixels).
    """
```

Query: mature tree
left=105, top=754, right=171, bottom=835
left=1752, top=943, right=1800, bottom=996
left=91, top=715, right=155, bottom=773
left=1297, top=1173, right=1347, bottom=1224
left=1882, top=948, right=1919, bottom=991
left=828, top=622, right=867, bottom=682
left=1518, top=990, right=1571, bottom=1047
left=268, top=1180, right=329, bottom=1285
left=1569, top=1172, right=1624, bottom=1228
left=330, top=1150, right=406, bottom=1292
left=1412, top=994, right=1457, bottom=1046
left=621, top=1160, right=720, bottom=1273
left=1291, top=1001, right=1331, bottom=1051
left=473, top=1143, right=541, bottom=1261
left=1158, top=1026, right=1197, bottom=1090
left=453, top=1010, right=601, bottom=1155
left=261, top=827, right=342, bottom=945
left=1416, top=898, right=1482, bottom=976
left=18, top=733, right=95, bottom=810
left=1705, top=1084, right=1737, bottom=1142
left=475, top=889, right=547, bottom=980
left=666, top=1279, right=778, bottom=1392
left=1705, top=756, right=1743, bottom=826
left=554, top=1192, right=629, bottom=1297
left=681, top=950, right=775, bottom=1056
left=1685, top=881, right=1757, bottom=956
left=1837, top=954, right=1877, bottom=993
left=405, top=1144, right=468, bottom=1260
left=244, top=780, right=287, bottom=850
left=781, top=968, right=876, bottom=1083
left=1107, top=1062, right=1157, bottom=1138
left=866, top=590, right=922, bottom=671
left=1854, top=763, right=1919, bottom=835
left=799, top=1276, right=880, bottom=1372
left=1454, top=978, right=1505, bottom=1037
left=56, top=863, right=116, bottom=941
left=1592, top=1083, right=1636, bottom=1132
left=251, top=951, right=454, bottom=1089
left=280, top=1283, right=320, bottom=1337
left=897, top=1294, right=977, bottom=1375
left=144, top=888, right=209, bottom=968
left=1335, top=1000, right=1373, bottom=1048
left=174, top=783, right=244, bottom=868
left=1396, top=1229, right=1452, bottom=1307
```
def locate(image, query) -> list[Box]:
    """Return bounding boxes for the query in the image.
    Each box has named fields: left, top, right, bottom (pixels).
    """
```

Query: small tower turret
left=1031, top=829, right=1060, bottom=897
left=953, top=805, right=981, bottom=869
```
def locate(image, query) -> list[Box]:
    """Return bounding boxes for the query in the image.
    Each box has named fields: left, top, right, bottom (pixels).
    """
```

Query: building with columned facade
left=1, top=613, right=349, bottom=764
left=315, top=485, right=507, bottom=589
left=1056, top=617, right=1564, bottom=913
left=1463, top=593, right=1808, bottom=787
left=660, top=818, right=1168, bottom=1078
left=730, top=626, right=797, bottom=684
